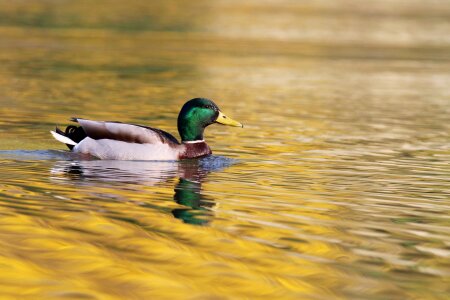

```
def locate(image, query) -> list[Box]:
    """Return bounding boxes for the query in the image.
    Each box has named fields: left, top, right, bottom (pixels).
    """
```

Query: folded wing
left=73, top=118, right=180, bottom=145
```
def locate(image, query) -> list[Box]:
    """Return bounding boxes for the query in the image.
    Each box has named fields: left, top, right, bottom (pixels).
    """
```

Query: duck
left=50, top=98, right=243, bottom=160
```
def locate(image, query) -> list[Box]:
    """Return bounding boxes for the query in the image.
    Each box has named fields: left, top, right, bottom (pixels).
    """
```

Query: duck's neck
left=178, top=121, right=205, bottom=142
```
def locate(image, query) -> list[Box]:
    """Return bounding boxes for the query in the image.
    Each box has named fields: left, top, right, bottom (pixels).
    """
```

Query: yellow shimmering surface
left=0, top=1, right=449, bottom=299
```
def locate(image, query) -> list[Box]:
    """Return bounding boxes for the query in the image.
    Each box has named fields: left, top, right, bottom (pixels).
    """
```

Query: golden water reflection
left=51, top=157, right=231, bottom=225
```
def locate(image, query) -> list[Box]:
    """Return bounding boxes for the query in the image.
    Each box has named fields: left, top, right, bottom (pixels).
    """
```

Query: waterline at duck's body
left=74, top=137, right=211, bottom=161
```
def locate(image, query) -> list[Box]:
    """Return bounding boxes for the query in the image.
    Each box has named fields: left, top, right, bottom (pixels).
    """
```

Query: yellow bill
left=215, top=111, right=243, bottom=128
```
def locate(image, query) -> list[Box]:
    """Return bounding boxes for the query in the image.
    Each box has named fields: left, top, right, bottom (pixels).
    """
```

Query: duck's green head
left=177, top=98, right=242, bottom=142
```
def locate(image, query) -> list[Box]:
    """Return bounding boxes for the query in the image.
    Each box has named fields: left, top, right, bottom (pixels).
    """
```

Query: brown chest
left=179, top=142, right=212, bottom=159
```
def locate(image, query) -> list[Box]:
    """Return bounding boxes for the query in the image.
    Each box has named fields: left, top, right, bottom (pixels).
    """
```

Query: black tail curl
left=56, top=125, right=87, bottom=150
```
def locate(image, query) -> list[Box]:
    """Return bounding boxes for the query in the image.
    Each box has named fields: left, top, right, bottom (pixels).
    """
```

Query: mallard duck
left=50, top=98, right=242, bottom=160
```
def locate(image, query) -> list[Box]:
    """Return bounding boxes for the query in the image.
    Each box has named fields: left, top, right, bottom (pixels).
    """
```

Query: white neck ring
left=183, top=140, right=205, bottom=144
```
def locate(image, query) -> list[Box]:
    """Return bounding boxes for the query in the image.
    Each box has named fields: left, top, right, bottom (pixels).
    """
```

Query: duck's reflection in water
left=51, top=156, right=236, bottom=225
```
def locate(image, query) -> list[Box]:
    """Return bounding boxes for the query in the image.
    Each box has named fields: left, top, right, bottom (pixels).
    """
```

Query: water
left=1, top=1, right=449, bottom=299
